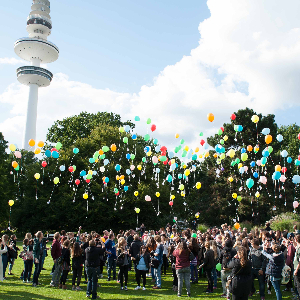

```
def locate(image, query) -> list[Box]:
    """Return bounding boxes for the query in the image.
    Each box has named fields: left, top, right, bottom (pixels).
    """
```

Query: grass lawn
left=0, top=247, right=294, bottom=300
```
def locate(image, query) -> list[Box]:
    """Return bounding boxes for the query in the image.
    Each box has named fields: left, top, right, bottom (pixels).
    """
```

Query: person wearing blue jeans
left=86, top=266, right=98, bottom=299
left=251, top=268, right=265, bottom=299
left=152, top=235, right=163, bottom=289
left=32, top=231, right=44, bottom=287
left=190, top=259, right=198, bottom=283
left=211, top=267, right=217, bottom=288
left=271, top=278, right=282, bottom=300
left=105, top=233, right=116, bottom=280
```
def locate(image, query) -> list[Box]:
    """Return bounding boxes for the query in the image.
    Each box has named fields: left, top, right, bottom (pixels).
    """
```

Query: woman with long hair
left=227, top=246, right=252, bottom=300
left=23, top=238, right=34, bottom=283
left=168, top=244, right=178, bottom=292
left=189, top=237, right=199, bottom=284
left=117, top=237, right=129, bottom=290
left=71, top=242, right=84, bottom=291
left=173, top=241, right=191, bottom=297
left=146, top=237, right=157, bottom=280
left=32, top=231, right=44, bottom=287
left=133, top=245, right=151, bottom=290
left=210, top=240, right=219, bottom=289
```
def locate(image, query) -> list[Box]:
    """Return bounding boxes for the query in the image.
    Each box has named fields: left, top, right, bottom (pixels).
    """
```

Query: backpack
left=281, top=265, right=291, bottom=284
left=222, top=248, right=234, bottom=269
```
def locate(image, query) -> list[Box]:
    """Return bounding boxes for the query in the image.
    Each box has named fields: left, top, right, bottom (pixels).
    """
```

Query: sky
left=0, top=0, right=300, bottom=150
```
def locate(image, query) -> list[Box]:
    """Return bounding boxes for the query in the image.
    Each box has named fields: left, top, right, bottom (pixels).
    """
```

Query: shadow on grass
left=0, top=291, right=56, bottom=300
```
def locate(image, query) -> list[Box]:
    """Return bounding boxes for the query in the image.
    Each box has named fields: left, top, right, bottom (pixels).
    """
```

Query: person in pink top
left=173, top=241, right=191, bottom=297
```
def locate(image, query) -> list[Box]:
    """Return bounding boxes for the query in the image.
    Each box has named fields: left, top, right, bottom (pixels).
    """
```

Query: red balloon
left=200, top=139, right=205, bottom=146
left=298, top=155, right=300, bottom=161
left=160, top=146, right=167, bottom=152
left=220, top=127, right=224, bottom=132
left=41, top=161, right=47, bottom=168
left=163, top=161, right=168, bottom=165
left=75, top=179, right=80, bottom=186
left=86, top=179, right=91, bottom=183
left=169, top=201, right=173, bottom=206
left=68, top=166, right=74, bottom=172
left=281, top=167, right=287, bottom=173
left=231, top=114, right=236, bottom=121
left=150, top=124, right=157, bottom=132
left=116, top=191, right=120, bottom=196
left=298, top=133, right=300, bottom=140
left=168, top=160, right=172, bottom=166
left=51, top=148, right=58, bottom=152
left=161, top=152, right=166, bottom=157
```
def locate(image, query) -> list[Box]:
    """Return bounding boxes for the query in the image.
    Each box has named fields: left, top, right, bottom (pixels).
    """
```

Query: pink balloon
left=145, top=195, right=151, bottom=202
left=280, top=175, right=286, bottom=183
left=244, top=166, right=248, bottom=172
left=14, top=151, right=22, bottom=159
left=130, top=165, right=135, bottom=171
left=260, top=176, right=267, bottom=185
left=293, top=201, right=299, bottom=208
left=256, top=160, right=261, bottom=166
left=152, top=156, right=158, bottom=164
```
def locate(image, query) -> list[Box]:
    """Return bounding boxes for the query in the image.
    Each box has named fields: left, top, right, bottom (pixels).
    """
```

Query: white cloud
left=1, top=0, right=300, bottom=151
left=0, top=57, right=25, bottom=65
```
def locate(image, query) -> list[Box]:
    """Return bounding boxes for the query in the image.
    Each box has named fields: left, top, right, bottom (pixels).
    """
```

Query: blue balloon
left=60, top=165, right=66, bottom=172
left=250, top=161, right=256, bottom=167
left=295, top=160, right=300, bottom=166
left=124, top=186, right=129, bottom=191
left=272, top=171, right=281, bottom=180
left=261, top=128, right=270, bottom=135
left=246, top=178, right=254, bottom=188
left=204, top=143, right=209, bottom=150
left=153, top=139, right=158, bottom=145
left=192, top=154, right=197, bottom=161
left=132, top=134, right=137, bottom=140
left=261, top=157, right=267, bottom=165
left=155, top=146, right=160, bottom=152
left=73, top=148, right=79, bottom=154
left=89, top=158, right=95, bottom=163
left=239, top=167, right=245, bottom=174
left=276, top=134, right=283, bottom=142
left=93, top=171, right=97, bottom=175
left=253, top=172, right=259, bottom=178
left=281, top=150, right=288, bottom=158
left=80, top=170, right=86, bottom=176
left=83, top=175, right=87, bottom=180
left=124, top=125, right=130, bottom=132
left=52, top=151, right=59, bottom=159
left=168, top=151, right=174, bottom=159
left=156, top=168, right=160, bottom=173
left=187, top=150, right=193, bottom=159
left=171, top=164, right=176, bottom=171
left=45, top=150, right=51, bottom=157
left=104, top=159, right=109, bottom=166
left=126, top=153, right=131, bottom=159
left=178, top=174, right=182, bottom=179
left=105, top=177, right=109, bottom=183
left=144, top=146, right=150, bottom=153
left=241, top=148, right=246, bottom=154
left=292, top=175, right=300, bottom=184
left=262, top=150, right=270, bottom=157
left=115, top=164, right=121, bottom=171
left=287, top=157, right=293, bottom=163
left=126, top=169, right=131, bottom=175
left=167, top=174, right=172, bottom=182
left=237, top=125, right=243, bottom=132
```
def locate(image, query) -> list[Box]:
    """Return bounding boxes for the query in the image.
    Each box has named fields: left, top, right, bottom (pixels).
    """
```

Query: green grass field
left=0, top=249, right=294, bottom=300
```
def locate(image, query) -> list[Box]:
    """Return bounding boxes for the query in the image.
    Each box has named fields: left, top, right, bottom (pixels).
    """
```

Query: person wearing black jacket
left=71, top=242, right=84, bottom=291
left=85, top=240, right=105, bottom=299
left=199, top=241, right=216, bottom=293
left=133, top=245, right=151, bottom=290
left=60, top=240, right=71, bottom=289
left=227, top=246, right=252, bottom=300
left=130, top=235, right=142, bottom=270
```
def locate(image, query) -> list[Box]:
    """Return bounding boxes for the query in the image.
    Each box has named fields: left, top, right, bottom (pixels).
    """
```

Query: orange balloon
left=98, top=149, right=104, bottom=155
left=175, top=133, right=179, bottom=138
left=110, top=144, right=117, bottom=152
left=12, top=161, right=18, bottom=168
left=120, top=175, right=125, bottom=180
left=265, top=135, right=272, bottom=144
left=207, top=113, right=215, bottom=122
left=247, top=145, right=253, bottom=152
left=37, top=141, right=44, bottom=148
left=34, top=148, right=41, bottom=155
left=28, top=139, right=35, bottom=147
left=275, top=165, right=281, bottom=172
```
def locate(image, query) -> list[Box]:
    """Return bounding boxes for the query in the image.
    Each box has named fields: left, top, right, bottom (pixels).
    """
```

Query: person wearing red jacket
left=50, top=232, right=62, bottom=287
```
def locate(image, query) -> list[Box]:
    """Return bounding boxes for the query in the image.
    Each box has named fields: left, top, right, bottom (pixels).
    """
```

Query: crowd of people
left=1, top=222, right=300, bottom=300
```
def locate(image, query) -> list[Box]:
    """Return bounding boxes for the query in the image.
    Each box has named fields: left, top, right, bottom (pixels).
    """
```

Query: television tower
left=14, top=0, right=59, bottom=150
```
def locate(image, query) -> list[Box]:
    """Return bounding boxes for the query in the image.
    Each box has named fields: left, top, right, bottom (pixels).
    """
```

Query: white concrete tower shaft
left=14, top=0, right=59, bottom=150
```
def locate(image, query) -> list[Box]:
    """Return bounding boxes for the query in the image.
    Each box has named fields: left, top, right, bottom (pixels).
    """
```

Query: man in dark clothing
left=105, top=233, right=116, bottom=281
left=265, top=222, right=272, bottom=232
left=50, top=232, right=62, bottom=287
left=139, top=224, right=146, bottom=236
left=130, top=235, right=142, bottom=270
left=85, top=240, right=105, bottom=299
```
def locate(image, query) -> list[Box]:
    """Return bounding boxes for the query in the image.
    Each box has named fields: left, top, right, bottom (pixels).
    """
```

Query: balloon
left=144, top=134, right=150, bottom=141
left=9, top=144, right=16, bottom=152
left=260, top=176, right=267, bottom=185
left=216, top=263, right=222, bottom=271
left=123, top=137, right=128, bottom=144
left=105, top=177, right=109, bottom=183
left=179, top=184, right=184, bottom=191
left=169, top=201, right=174, bottom=206
left=132, top=134, right=137, bottom=140
left=251, top=115, right=259, bottom=123
left=45, top=150, right=51, bottom=157
left=255, top=192, right=260, bottom=198
left=134, top=191, right=139, bottom=197
left=275, top=165, right=281, bottom=172
left=298, top=133, right=300, bottom=140
left=12, top=161, right=18, bottom=168
left=115, top=164, right=121, bottom=171
left=261, top=157, right=267, bottom=165
left=228, top=149, right=235, bottom=158
left=83, top=193, right=88, bottom=199
left=134, top=116, right=140, bottom=121
left=232, top=193, right=237, bottom=199
left=276, top=134, right=283, bottom=142
left=34, top=148, right=41, bottom=155
left=146, top=118, right=152, bottom=124
left=156, top=192, right=160, bottom=197
left=75, top=179, right=80, bottom=186
left=234, top=223, right=240, bottom=230
left=8, top=200, right=14, bottom=206
left=261, top=128, right=270, bottom=135
left=124, top=125, right=130, bottom=132
left=287, top=157, right=293, bottom=163
left=244, top=166, right=248, bottom=172
left=135, top=207, right=140, bottom=213
left=41, top=161, right=47, bottom=168
left=145, top=195, right=151, bottom=202
left=228, top=177, right=233, bottom=183
left=246, top=178, right=254, bottom=189
left=234, top=125, right=243, bottom=132
left=28, top=139, right=35, bottom=147
left=241, top=153, right=248, bottom=162
left=110, top=144, right=117, bottom=152
left=184, top=169, right=190, bottom=176
left=104, top=159, right=109, bottom=166
left=262, top=150, right=269, bottom=158
left=152, top=156, right=158, bottom=164
left=60, top=165, right=65, bottom=172
left=73, top=148, right=79, bottom=154
left=280, top=175, right=286, bottom=183
left=253, top=172, right=258, bottom=178
left=281, top=150, right=288, bottom=158
left=175, top=133, right=179, bottom=138
left=124, top=186, right=128, bottom=191
left=52, top=151, right=59, bottom=159
left=34, top=173, right=40, bottom=180
left=130, top=165, right=135, bottom=171
left=126, top=169, right=131, bottom=175
left=292, top=175, right=300, bottom=184
left=137, top=165, right=142, bottom=171
left=37, top=141, right=44, bottom=148
left=293, top=201, right=299, bottom=209
left=196, top=182, right=201, bottom=189
left=295, top=160, right=300, bottom=166
left=200, top=139, right=205, bottom=146
left=272, top=171, right=281, bottom=181
left=217, top=129, right=222, bottom=135
left=150, top=124, right=156, bottom=132
left=56, top=142, right=62, bottom=150
left=119, top=127, right=125, bottom=133
left=265, top=135, right=272, bottom=144
left=224, top=135, right=228, bottom=141
left=256, top=160, right=261, bottom=166
left=53, top=177, right=59, bottom=184
left=68, top=166, right=74, bottom=173
left=207, top=113, right=214, bottom=122
left=230, top=114, right=236, bottom=121
left=237, top=196, right=242, bottom=202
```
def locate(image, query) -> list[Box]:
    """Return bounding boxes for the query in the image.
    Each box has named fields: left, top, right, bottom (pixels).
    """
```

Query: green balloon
left=144, top=134, right=150, bottom=141
left=123, top=137, right=128, bottom=144
left=174, top=147, right=179, bottom=153
left=216, top=263, right=222, bottom=271
left=142, top=157, right=146, bottom=162
left=182, top=150, right=187, bottom=158
left=235, top=158, right=240, bottom=164
left=220, top=139, right=224, bottom=145
left=217, top=129, right=222, bottom=135
left=231, top=161, right=236, bottom=167
left=237, top=196, right=242, bottom=202
left=56, top=142, right=62, bottom=150
left=160, top=156, right=167, bottom=162
left=199, top=132, right=203, bottom=136
left=147, top=118, right=151, bottom=124
left=178, top=145, right=182, bottom=150
left=102, top=146, right=109, bottom=152
left=130, top=154, right=135, bottom=160
left=86, top=174, right=92, bottom=180
left=15, top=165, right=19, bottom=171
left=268, top=146, right=273, bottom=153
left=180, top=139, right=185, bottom=145
left=241, top=153, right=248, bottom=162
left=119, top=127, right=125, bottom=133
left=100, top=154, right=105, bottom=159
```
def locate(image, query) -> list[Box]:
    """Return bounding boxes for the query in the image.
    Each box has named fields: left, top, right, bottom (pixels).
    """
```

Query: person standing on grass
left=50, top=232, right=62, bottom=287
left=59, top=239, right=71, bottom=289
left=117, top=237, right=130, bottom=291
left=293, top=234, right=300, bottom=298
left=71, top=242, right=84, bottom=291
left=152, top=235, right=164, bottom=289
left=23, top=238, right=34, bottom=283
left=8, top=234, right=19, bottom=275
left=105, top=233, right=116, bottom=281
left=32, top=231, right=44, bottom=287
left=130, top=234, right=142, bottom=271
left=173, top=241, right=191, bottom=297
left=0, top=237, right=8, bottom=282
left=133, top=245, right=151, bottom=291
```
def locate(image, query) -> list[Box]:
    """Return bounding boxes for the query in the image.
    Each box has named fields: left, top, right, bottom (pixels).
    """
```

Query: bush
left=269, top=213, right=300, bottom=232
left=197, top=224, right=209, bottom=233
left=239, top=221, right=253, bottom=233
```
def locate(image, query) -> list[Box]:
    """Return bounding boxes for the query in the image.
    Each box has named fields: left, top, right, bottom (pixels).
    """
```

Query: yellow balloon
left=135, top=208, right=140, bottom=214
left=228, top=149, right=235, bottom=158
left=147, top=151, right=152, bottom=157
left=204, top=152, right=209, bottom=158
left=179, top=184, right=184, bottom=190
left=9, top=144, right=16, bottom=152
left=116, top=175, right=120, bottom=180
left=34, top=173, right=40, bottom=180
left=171, top=195, right=175, bottom=200
left=184, top=145, right=189, bottom=152
left=137, top=165, right=142, bottom=171
left=254, top=146, right=259, bottom=152
left=232, top=193, right=237, bottom=199
left=196, top=182, right=201, bottom=189
left=53, top=177, right=59, bottom=184
left=184, top=169, right=190, bottom=176
left=228, top=177, right=233, bottom=182
left=238, top=163, right=243, bottom=169
left=224, top=135, right=228, bottom=141
left=199, top=154, right=203, bottom=158
left=265, top=135, right=272, bottom=144
left=181, top=191, right=185, bottom=197
left=175, top=133, right=180, bottom=138
left=156, top=192, right=160, bottom=197
left=28, top=139, right=35, bottom=147
left=251, top=115, right=259, bottom=124
left=171, top=159, right=175, bottom=165
left=134, top=191, right=139, bottom=197
left=88, top=170, right=93, bottom=175
left=8, top=200, right=14, bottom=207
left=275, top=165, right=281, bottom=172
left=195, top=147, right=199, bottom=153
left=34, top=148, right=41, bottom=155
left=255, top=192, right=260, bottom=198
left=183, top=164, right=187, bottom=169
left=37, top=141, right=45, bottom=148
left=83, top=193, right=88, bottom=199
left=220, top=153, right=225, bottom=160
left=121, top=179, right=125, bottom=185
